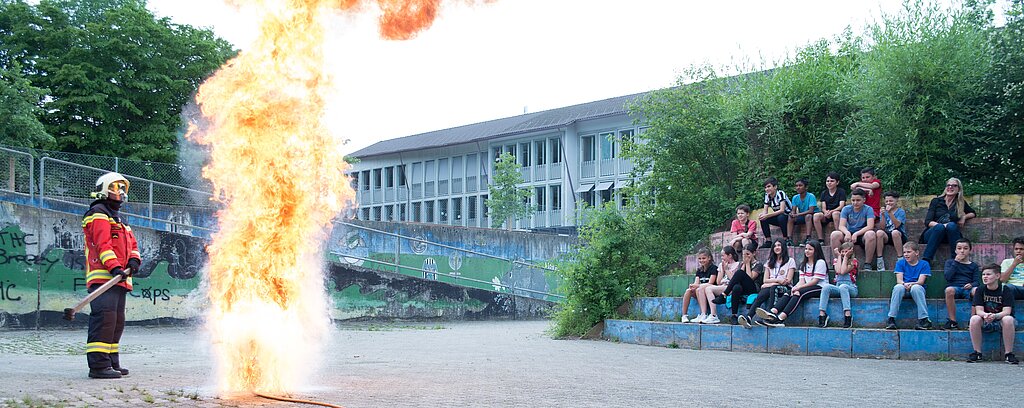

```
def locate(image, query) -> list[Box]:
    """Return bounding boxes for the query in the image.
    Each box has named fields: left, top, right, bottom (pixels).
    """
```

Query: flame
left=187, top=0, right=473, bottom=394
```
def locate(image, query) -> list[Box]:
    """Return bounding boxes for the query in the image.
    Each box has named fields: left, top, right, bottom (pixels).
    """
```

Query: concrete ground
left=0, top=320, right=1021, bottom=407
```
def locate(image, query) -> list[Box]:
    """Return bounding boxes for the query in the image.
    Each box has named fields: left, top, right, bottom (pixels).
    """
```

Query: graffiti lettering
left=128, top=287, right=171, bottom=304
left=0, top=247, right=60, bottom=271
left=0, top=230, right=37, bottom=248
left=0, top=281, right=21, bottom=301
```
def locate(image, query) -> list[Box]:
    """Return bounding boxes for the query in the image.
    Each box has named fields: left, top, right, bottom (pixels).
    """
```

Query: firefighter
left=82, top=172, right=141, bottom=379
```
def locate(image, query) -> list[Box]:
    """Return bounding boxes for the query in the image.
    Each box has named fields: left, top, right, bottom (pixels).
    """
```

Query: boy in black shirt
left=967, top=264, right=1018, bottom=364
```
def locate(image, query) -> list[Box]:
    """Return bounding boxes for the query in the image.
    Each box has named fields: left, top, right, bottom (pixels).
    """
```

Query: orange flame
left=187, top=0, right=476, bottom=394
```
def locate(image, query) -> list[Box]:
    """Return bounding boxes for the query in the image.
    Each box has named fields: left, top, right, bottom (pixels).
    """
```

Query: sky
left=146, top=0, right=974, bottom=154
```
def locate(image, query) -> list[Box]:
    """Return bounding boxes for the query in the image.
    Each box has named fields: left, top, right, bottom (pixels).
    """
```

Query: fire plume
left=188, top=0, right=471, bottom=394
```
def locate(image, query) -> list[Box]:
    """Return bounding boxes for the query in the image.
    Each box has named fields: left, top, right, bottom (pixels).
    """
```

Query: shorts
left=947, top=285, right=972, bottom=299
left=792, top=216, right=808, bottom=225
left=821, top=215, right=834, bottom=226
left=1006, top=284, right=1024, bottom=299
left=880, top=229, right=905, bottom=243
left=852, top=234, right=866, bottom=247
left=981, top=320, right=1003, bottom=333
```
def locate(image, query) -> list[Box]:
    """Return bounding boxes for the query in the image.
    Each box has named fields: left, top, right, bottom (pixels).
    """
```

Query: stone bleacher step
left=603, top=319, right=1022, bottom=361
left=631, top=297, right=1024, bottom=331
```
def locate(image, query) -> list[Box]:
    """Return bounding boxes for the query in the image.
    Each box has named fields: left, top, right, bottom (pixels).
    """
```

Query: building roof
left=350, top=91, right=651, bottom=159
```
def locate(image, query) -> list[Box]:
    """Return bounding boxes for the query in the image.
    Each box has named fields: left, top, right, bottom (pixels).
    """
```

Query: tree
left=0, top=63, right=52, bottom=148
left=0, top=0, right=235, bottom=162
left=485, top=152, right=531, bottom=229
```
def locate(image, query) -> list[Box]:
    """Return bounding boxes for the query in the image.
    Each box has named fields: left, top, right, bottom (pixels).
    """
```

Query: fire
left=187, top=0, right=470, bottom=394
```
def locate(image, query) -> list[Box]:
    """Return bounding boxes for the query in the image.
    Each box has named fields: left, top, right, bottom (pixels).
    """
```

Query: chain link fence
left=0, top=147, right=35, bottom=197
left=1, top=144, right=205, bottom=190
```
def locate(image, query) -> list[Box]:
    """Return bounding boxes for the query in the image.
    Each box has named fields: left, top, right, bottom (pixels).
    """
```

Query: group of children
left=678, top=171, right=1019, bottom=364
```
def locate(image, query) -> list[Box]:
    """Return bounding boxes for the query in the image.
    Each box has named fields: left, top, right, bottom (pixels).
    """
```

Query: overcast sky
left=147, top=0, right=982, bottom=154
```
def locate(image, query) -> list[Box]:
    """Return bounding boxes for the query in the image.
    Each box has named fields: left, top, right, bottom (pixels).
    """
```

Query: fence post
left=114, top=157, right=119, bottom=173
left=7, top=157, right=13, bottom=191
left=37, top=158, right=45, bottom=207
left=395, top=233, right=401, bottom=274
left=148, top=182, right=154, bottom=219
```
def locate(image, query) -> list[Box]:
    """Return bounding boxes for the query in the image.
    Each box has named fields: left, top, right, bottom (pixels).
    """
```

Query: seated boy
left=1000, top=236, right=1024, bottom=300
left=787, top=178, right=817, bottom=245
left=814, top=172, right=846, bottom=243
left=758, top=177, right=792, bottom=247
left=850, top=167, right=882, bottom=218
left=829, top=189, right=876, bottom=267
left=943, top=239, right=980, bottom=330
left=967, top=264, right=1018, bottom=364
left=886, top=242, right=932, bottom=330
left=872, top=191, right=906, bottom=271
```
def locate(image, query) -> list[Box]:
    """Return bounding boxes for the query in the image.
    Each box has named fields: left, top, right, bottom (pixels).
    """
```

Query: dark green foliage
left=0, top=0, right=235, bottom=163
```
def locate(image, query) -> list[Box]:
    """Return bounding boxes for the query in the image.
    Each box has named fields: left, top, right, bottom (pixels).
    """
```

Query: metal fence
left=331, top=221, right=564, bottom=302
left=1, top=144, right=205, bottom=190
left=0, top=147, right=34, bottom=197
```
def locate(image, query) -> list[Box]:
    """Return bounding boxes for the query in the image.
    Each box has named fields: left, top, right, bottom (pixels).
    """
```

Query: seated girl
left=698, top=246, right=740, bottom=324
left=680, top=248, right=718, bottom=323
left=711, top=242, right=763, bottom=324
left=729, top=204, right=758, bottom=253
left=738, top=238, right=795, bottom=329
left=818, top=242, right=859, bottom=328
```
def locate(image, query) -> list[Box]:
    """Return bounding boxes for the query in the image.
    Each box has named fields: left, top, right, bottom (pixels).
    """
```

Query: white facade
left=349, top=100, right=646, bottom=231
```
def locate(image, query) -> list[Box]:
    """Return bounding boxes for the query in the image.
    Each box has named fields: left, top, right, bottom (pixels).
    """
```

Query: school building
left=348, top=91, right=651, bottom=233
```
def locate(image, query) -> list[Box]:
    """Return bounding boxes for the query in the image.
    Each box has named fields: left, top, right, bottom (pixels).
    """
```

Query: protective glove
left=127, top=258, right=141, bottom=275
left=110, top=266, right=129, bottom=280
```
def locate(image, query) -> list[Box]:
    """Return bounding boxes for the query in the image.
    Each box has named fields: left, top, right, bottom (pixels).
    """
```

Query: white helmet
left=91, top=172, right=130, bottom=202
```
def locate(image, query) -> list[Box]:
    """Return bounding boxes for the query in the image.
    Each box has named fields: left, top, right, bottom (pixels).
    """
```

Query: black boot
left=112, top=366, right=129, bottom=376
left=89, top=367, right=122, bottom=379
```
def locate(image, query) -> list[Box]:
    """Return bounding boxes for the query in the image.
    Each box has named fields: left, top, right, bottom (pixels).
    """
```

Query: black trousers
left=723, top=271, right=758, bottom=315
left=772, top=286, right=823, bottom=319
left=745, top=286, right=781, bottom=317
left=87, top=284, right=127, bottom=370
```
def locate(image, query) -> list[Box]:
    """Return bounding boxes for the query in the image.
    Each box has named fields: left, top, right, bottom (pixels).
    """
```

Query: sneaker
left=784, top=238, right=794, bottom=247
left=764, top=316, right=785, bottom=327
left=943, top=320, right=959, bottom=330
left=818, top=315, right=829, bottom=328
left=694, top=314, right=708, bottom=324
left=738, top=314, right=752, bottom=329
left=1006, top=353, right=1020, bottom=365
left=703, top=315, right=721, bottom=324
left=754, top=307, right=778, bottom=321
left=916, top=318, right=933, bottom=330
left=875, top=257, right=885, bottom=271
left=754, top=319, right=767, bottom=327
left=885, top=317, right=897, bottom=330
left=843, top=316, right=853, bottom=328
left=711, top=294, right=727, bottom=305
left=759, top=241, right=772, bottom=249
left=680, top=315, right=691, bottom=323
left=818, top=239, right=826, bottom=246
left=804, top=235, right=813, bottom=245
left=966, top=352, right=982, bottom=363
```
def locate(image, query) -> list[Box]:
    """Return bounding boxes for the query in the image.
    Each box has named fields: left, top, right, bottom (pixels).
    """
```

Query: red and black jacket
left=82, top=201, right=140, bottom=290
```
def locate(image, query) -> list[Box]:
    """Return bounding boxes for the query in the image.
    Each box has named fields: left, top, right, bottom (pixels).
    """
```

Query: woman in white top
left=698, top=246, right=740, bottom=324
left=738, top=238, right=795, bottom=329
left=756, top=240, right=829, bottom=326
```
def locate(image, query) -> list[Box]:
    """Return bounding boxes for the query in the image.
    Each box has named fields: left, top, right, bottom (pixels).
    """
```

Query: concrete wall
left=0, top=202, right=556, bottom=329
left=329, top=220, right=575, bottom=301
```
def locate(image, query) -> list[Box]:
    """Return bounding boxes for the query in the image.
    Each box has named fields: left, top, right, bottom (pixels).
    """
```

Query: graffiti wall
left=0, top=202, right=558, bottom=328
left=330, top=220, right=575, bottom=301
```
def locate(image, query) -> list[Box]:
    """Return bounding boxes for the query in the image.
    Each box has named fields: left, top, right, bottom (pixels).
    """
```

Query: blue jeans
left=888, top=284, right=928, bottom=319
left=922, top=222, right=960, bottom=261
left=819, top=283, right=859, bottom=312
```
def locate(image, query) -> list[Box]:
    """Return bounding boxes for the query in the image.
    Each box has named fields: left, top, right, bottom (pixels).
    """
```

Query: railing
left=333, top=221, right=564, bottom=301
left=36, top=157, right=216, bottom=236
left=581, top=160, right=596, bottom=179
left=548, top=163, right=561, bottom=180
left=600, top=159, right=615, bottom=176
left=1, top=147, right=34, bottom=198
left=520, top=167, right=532, bottom=182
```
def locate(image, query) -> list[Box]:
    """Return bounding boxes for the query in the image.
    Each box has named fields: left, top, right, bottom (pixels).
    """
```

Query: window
left=581, top=191, right=595, bottom=207
left=385, top=167, right=394, bottom=188
left=551, top=185, right=561, bottom=211
left=425, top=160, right=436, bottom=181
left=505, top=144, right=516, bottom=158
left=425, top=201, right=435, bottom=223
left=600, top=132, right=615, bottom=159
left=438, top=158, right=449, bottom=180
left=482, top=194, right=489, bottom=219
left=439, top=199, right=449, bottom=223
left=550, top=138, right=561, bottom=163
left=453, top=197, right=462, bottom=221
left=493, top=146, right=503, bottom=162
left=385, top=205, right=394, bottom=221
left=372, top=169, right=382, bottom=189
left=535, top=186, right=546, bottom=211
left=399, top=203, right=407, bottom=221
left=351, top=174, right=359, bottom=191
left=361, top=207, right=370, bottom=220
left=413, top=202, right=422, bottom=222
left=535, top=140, right=546, bottom=165
left=582, top=135, right=595, bottom=161
left=361, top=171, right=370, bottom=191
left=519, top=142, right=530, bottom=167
left=398, top=165, right=407, bottom=187
left=373, top=206, right=382, bottom=221
left=600, top=186, right=612, bottom=203
left=468, top=196, right=477, bottom=219
left=619, top=129, right=635, bottom=150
